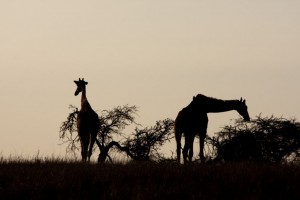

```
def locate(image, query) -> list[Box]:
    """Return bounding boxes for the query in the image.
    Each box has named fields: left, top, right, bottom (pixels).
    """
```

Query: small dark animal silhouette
left=175, top=94, right=250, bottom=163
left=74, top=78, right=100, bottom=162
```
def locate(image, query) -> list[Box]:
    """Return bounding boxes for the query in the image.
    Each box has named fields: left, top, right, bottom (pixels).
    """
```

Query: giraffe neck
left=80, top=87, right=91, bottom=111
left=81, top=88, right=87, bottom=104
left=206, top=100, right=240, bottom=113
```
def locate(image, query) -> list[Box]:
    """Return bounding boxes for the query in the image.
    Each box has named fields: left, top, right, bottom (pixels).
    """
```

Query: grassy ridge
left=0, top=161, right=300, bottom=199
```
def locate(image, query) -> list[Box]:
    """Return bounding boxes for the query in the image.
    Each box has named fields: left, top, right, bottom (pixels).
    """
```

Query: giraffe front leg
left=199, top=136, right=205, bottom=162
left=80, top=134, right=89, bottom=162
left=199, top=132, right=206, bottom=163
left=87, top=133, right=97, bottom=162
left=199, top=115, right=208, bottom=163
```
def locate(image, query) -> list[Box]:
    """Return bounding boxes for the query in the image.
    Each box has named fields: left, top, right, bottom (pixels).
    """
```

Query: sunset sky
left=1, top=0, right=299, bottom=160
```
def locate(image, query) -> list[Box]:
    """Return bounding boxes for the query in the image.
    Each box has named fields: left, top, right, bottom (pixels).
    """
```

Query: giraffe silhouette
left=74, top=78, right=100, bottom=162
left=175, top=94, right=250, bottom=163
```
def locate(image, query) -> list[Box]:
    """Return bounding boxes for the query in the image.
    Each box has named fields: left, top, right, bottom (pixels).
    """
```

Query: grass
left=0, top=159, right=300, bottom=200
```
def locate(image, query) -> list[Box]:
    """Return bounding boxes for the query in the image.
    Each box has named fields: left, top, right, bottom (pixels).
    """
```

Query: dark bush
left=208, top=115, right=300, bottom=163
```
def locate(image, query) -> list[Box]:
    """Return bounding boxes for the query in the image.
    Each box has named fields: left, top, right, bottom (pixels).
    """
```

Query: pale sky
left=1, top=0, right=300, bottom=159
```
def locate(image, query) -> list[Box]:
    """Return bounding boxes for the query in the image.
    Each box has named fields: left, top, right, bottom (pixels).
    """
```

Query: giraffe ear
left=74, top=80, right=79, bottom=84
left=85, top=82, right=88, bottom=85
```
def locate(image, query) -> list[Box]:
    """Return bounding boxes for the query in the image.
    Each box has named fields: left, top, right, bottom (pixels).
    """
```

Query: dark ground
left=0, top=160, right=299, bottom=200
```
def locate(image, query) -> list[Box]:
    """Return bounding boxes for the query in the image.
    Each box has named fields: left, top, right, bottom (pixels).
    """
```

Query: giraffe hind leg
left=188, top=135, right=195, bottom=162
left=175, top=130, right=182, bottom=163
left=175, top=126, right=182, bottom=163
left=182, top=138, right=188, bottom=164
left=183, top=133, right=193, bottom=164
left=176, top=142, right=181, bottom=163
left=182, top=145, right=188, bottom=164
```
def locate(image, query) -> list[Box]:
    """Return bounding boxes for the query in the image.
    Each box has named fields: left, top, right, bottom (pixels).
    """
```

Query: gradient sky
left=1, top=0, right=300, bottom=159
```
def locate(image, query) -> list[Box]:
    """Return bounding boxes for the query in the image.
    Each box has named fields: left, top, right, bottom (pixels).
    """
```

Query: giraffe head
left=74, top=78, right=88, bottom=96
left=236, top=98, right=250, bottom=121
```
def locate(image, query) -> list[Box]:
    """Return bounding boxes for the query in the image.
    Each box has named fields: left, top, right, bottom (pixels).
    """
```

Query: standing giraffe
left=175, top=94, right=250, bottom=163
left=74, top=78, right=100, bottom=162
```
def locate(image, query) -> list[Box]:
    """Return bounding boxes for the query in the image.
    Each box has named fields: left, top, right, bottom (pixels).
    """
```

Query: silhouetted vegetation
left=59, top=105, right=80, bottom=155
left=208, top=115, right=300, bottom=163
left=95, top=105, right=138, bottom=162
left=60, top=105, right=174, bottom=162
left=61, top=105, right=300, bottom=164
left=122, top=119, right=174, bottom=161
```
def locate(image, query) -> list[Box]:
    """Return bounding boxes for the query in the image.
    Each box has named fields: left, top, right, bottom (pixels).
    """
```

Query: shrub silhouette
left=122, top=119, right=174, bottom=161
left=208, top=115, right=300, bottom=162
left=96, top=105, right=138, bottom=162
left=60, top=105, right=174, bottom=162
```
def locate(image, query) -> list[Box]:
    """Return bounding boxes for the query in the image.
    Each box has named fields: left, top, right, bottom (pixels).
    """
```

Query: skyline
left=1, top=0, right=299, bottom=159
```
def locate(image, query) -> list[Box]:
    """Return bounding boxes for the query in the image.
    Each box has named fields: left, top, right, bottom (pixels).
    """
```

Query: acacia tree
left=122, top=119, right=174, bottom=161
left=59, top=105, right=174, bottom=162
left=207, top=115, right=300, bottom=163
left=96, top=105, right=138, bottom=162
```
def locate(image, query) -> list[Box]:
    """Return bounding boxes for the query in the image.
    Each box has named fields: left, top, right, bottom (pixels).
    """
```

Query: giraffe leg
left=87, top=133, right=97, bottom=162
left=79, top=141, right=85, bottom=162
left=176, top=141, right=181, bottom=163
left=199, top=134, right=205, bottom=162
left=199, top=115, right=208, bottom=163
left=175, top=129, right=182, bottom=163
left=182, top=136, right=189, bottom=164
left=199, top=126, right=207, bottom=163
left=80, top=133, right=89, bottom=162
left=183, top=133, right=193, bottom=164
left=188, top=135, right=195, bottom=162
